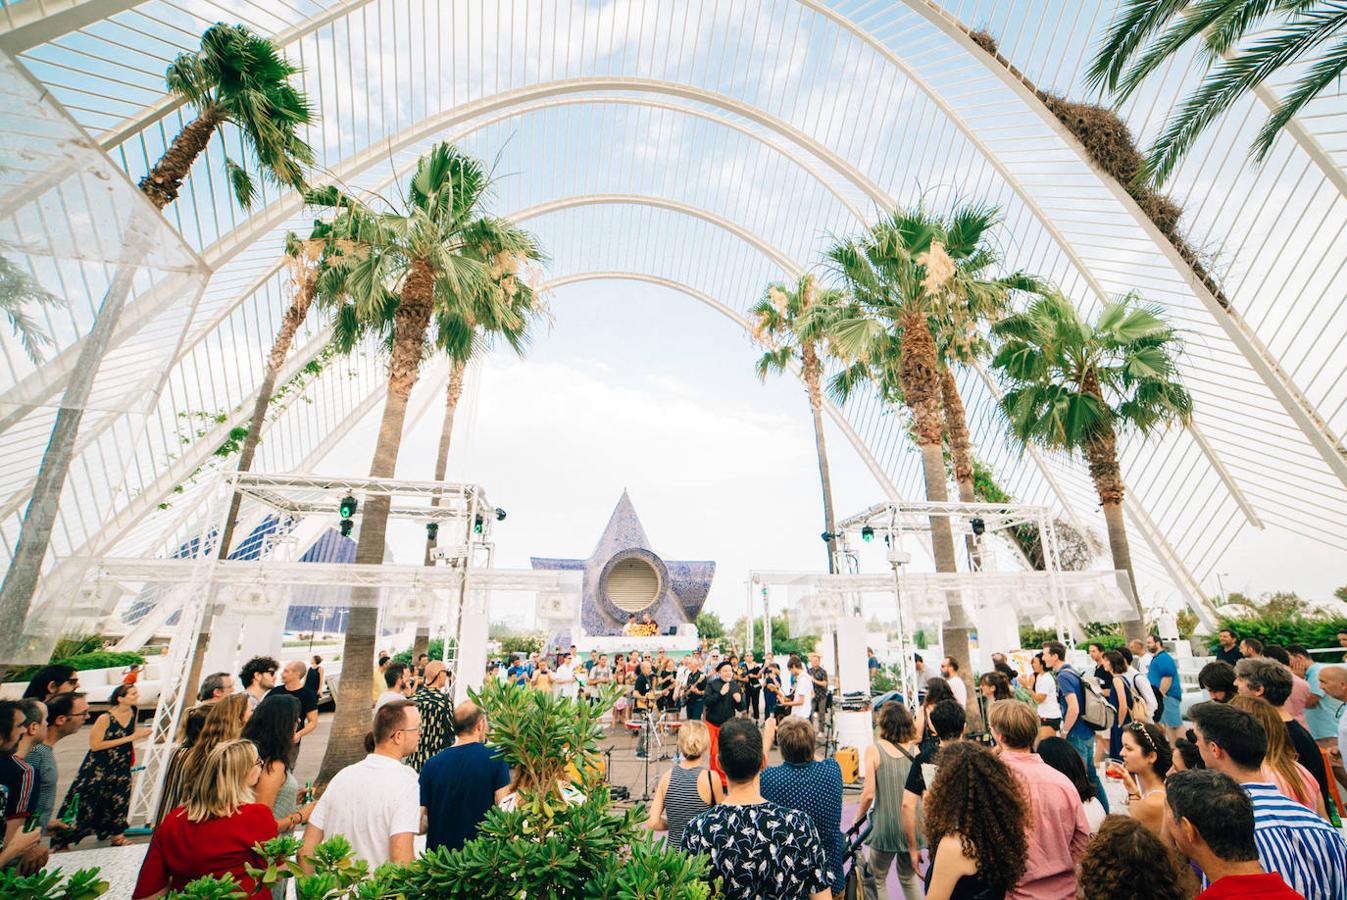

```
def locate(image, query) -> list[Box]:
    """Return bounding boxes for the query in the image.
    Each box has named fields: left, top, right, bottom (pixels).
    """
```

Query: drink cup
left=1104, top=758, right=1126, bottom=781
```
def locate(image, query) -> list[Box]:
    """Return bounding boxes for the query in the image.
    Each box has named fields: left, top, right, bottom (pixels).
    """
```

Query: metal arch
left=33, top=80, right=1218, bottom=610
left=513, top=194, right=802, bottom=277
left=904, top=0, right=1347, bottom=490
left=0, top=0, right=142, bottom=53
left=1, top=77, right=887, bottom=420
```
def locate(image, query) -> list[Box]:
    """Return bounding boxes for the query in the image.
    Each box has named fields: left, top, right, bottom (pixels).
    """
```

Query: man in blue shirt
left=1044, top=640, right=1109, bottom=813
left=420, top=701, right=512, bottom=853
left=1146, top=634, right=1184, bottom=741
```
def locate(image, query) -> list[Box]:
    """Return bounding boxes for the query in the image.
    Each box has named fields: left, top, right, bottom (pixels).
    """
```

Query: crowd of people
left=2, top=628, right=1345, bottom=900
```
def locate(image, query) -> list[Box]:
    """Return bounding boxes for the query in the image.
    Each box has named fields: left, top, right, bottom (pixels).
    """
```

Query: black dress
left=924, top=865, right=1004, bottom=900
left=55, top=709, right=136, bottom=848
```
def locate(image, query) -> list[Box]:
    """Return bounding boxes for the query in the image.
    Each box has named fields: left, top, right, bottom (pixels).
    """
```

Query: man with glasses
left=24, top=692, right=85, bottom=838
left=300, top=700, right=421, bottom=870
left=20, top=666, right=77, bottom=701
left=239, top=656, right=278, bottom=711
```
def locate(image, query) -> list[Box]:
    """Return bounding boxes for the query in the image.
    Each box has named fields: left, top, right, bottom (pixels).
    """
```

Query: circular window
left=605, top=557, right=661, bottom=612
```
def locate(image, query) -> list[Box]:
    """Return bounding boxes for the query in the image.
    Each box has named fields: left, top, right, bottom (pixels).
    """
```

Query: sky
left=317, top=277, right=1347, bottom=631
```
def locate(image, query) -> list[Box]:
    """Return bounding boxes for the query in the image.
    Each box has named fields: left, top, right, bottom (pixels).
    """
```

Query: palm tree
left=750, top=274, right=847, bottom=573
left=826, top=205, right=1007, bottom=678
left=0, top=23, right=314, bottom=655
left=310, top=144, right=543, bottom=782
left=216, top=222, right=355, bottom=560
left=1087, top=1, right=1347, bottom=186
left=0, top=255, right=59, bottom=363
left=991, top=290, right=1193, bottom=639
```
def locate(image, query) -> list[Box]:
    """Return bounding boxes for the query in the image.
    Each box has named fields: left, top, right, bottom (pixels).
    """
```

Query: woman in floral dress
left=54, top=683, right=150, bottom=848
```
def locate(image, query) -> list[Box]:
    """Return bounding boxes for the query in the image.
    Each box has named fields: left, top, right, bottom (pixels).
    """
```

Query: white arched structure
left=5, top=0, right=1347, bottom=641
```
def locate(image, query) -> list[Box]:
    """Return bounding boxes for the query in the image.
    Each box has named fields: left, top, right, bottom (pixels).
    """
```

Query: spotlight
left=426, top=522, right=439, bottom=541
left=473, top=514, right=484, bottom=534
left=970, top=517, right=986, bottom=536
left=339, top=495, right=358, bottom=518
left=495, top=507, right=507, bottom=522
left=820, top=531, right=834, bottom=543
left=861, top=525, right=875, bottom=543
left=339, top=519, right=354, bottom=537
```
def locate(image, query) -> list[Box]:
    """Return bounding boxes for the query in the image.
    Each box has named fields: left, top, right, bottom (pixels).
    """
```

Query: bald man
left=408, top=660, right=454, bottom=771
left=1317, top=665, right=1347, bottom=792
left=418, top=702, right=512, bottom=852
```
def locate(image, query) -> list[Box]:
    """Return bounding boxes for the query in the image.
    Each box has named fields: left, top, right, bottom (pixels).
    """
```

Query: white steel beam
left=0, top=0, right=142, bottom=53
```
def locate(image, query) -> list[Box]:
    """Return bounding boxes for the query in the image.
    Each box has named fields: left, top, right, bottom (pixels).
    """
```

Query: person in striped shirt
left=1190, top=701, right=1346, bottom=900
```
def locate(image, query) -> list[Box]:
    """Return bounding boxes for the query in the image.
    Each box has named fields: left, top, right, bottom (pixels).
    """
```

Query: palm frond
left=1085, top=0, right=1189, bottom=93
left=1253, top=18, right=1347, bottom=159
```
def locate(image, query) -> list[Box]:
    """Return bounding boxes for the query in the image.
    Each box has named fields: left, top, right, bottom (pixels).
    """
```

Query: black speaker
left=666, top=626, right=677, bottom=636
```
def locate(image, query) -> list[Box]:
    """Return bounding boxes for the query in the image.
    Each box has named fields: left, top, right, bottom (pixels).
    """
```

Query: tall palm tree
left=827, top=204, right=1010, bottom=678
left=310, top=144, right=543, bottom=782
left=991, top=291, right=1193, bottom=639
left=1087, top=1, right=1347, bottom=186
left=0, top=23, right=314, bottom=654
left=750, top=274, right=847, bottom=573
left=215, top=222, right=356, bottom=560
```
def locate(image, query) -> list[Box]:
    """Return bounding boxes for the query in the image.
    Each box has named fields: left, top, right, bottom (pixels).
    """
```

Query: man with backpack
left=1044, top=641, right=1110, bottom=812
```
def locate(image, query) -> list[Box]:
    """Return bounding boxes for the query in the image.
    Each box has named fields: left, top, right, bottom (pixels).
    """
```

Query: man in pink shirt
left=988, top=700, right=1091, bottom=900
left=1262, top=646, right=1311, bottom=729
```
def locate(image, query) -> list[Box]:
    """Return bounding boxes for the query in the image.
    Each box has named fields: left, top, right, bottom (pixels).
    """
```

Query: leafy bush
left=0, top=867, right=108, bottom=900
left=6, top=651, right=146, bottom=683
left=1210, top=612, right=1347, bottom=660
left=496, top=633, right=544, bottom=657
left=392, top=639, right=455, bottom=667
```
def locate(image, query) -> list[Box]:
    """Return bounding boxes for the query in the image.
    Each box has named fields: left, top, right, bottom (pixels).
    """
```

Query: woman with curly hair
left=1077, top=815, right=1197, bottom=899
left=921, top=741, right=1027, bottom=900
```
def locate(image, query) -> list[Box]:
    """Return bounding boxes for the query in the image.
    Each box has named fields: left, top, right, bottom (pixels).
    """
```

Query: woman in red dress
left=133, top=738, right=283, bottom=899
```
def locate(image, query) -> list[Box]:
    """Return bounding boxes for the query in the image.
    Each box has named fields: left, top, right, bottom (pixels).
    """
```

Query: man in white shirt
left=375, top=662, right=411, bottom=712
left=301, top=700, right=422, bottom=870
left=784, top=658, right=814, bottom=719
left=554, top=654, right=578, bottom=700
left=1122, top=648, right=1158, bottom=720
left=941, top=656, right=968, bottom=707
left=1128, top=639, right=1151, bottom=676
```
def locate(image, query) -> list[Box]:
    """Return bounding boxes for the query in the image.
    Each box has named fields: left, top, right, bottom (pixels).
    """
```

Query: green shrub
left=391, top=639, right=455, bottom=667
left=6, top=651, right=146, bottom=683
left=497, top=633, right=544, bottom=656
left=1210, top=612, right=1347, bottom=660
left=0, top=866, right=108, bottom=899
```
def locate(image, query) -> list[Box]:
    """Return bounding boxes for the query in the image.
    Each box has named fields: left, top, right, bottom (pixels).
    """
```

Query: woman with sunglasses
left=1113, top=721, right=1171, bottom=837
left=133, top=739, right=279, bottom=899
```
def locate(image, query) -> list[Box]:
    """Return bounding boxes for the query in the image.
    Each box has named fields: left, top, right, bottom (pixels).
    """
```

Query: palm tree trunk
left=801, top=345, right=838, bottom=574
left=900, top=311, right=973, bottom=698
left=422, top=358, right=468, bottom=567
left=217, top=272, right=319, bottom=559
left=0, top=114, right=221, bottom=661
left=138, top=110, right=223, bottom=210
left=941, top=366, right=984, bottom=571
left=940, top=367, right=976, bottom=503
left=318, top=259, right=436, bottom=784
left=1084, top=430, right=1146, bottom=641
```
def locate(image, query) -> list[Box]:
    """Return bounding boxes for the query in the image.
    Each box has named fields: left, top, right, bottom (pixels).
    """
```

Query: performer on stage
left=704, top=660, right=743, bottom=785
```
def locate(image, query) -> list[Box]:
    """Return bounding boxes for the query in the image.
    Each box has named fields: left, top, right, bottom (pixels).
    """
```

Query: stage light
left=495, top=507, right=507, bottom=522
left=861, top=525, right=874, bottom=542
left=339, top=519, right=354, bottom=537
left=426, top=522, right=439, bottom=541
left=970, top=517, right=986, bottom=536
left=473, top=514, right=484, bottom=534
left=820, top=531, right=836, bottom=543
left=339, top=495, right=358, bottom=518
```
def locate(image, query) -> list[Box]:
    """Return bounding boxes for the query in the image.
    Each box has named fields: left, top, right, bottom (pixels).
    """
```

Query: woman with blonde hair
left=645, top=719, right=725, bottom=848
left=178, top=693, right=250, bottom=789
left=1229, top=694, right=1327, bottom=818
left=132, top=739, right=279, bottom=899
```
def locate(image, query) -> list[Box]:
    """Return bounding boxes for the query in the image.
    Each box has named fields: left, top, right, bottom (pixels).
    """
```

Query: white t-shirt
left=1126, top=666, right=1157, bottom=716
left=1034, top=672, right=1061, bottom=719
left=310, top=753, right=420, bottom=868
left=946, top=675, right=968, bottom=708
left=1082, top=797, right=1107, bottom=833
left=792, top=672, right=814, bottom=718
left=554, top=662, right=578, bottom=698
left=374, top=689, right=406, bottom=712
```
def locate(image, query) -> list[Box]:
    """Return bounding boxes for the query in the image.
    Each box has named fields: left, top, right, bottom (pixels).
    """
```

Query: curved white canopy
left=3, top=0, right=1347, bottom=625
